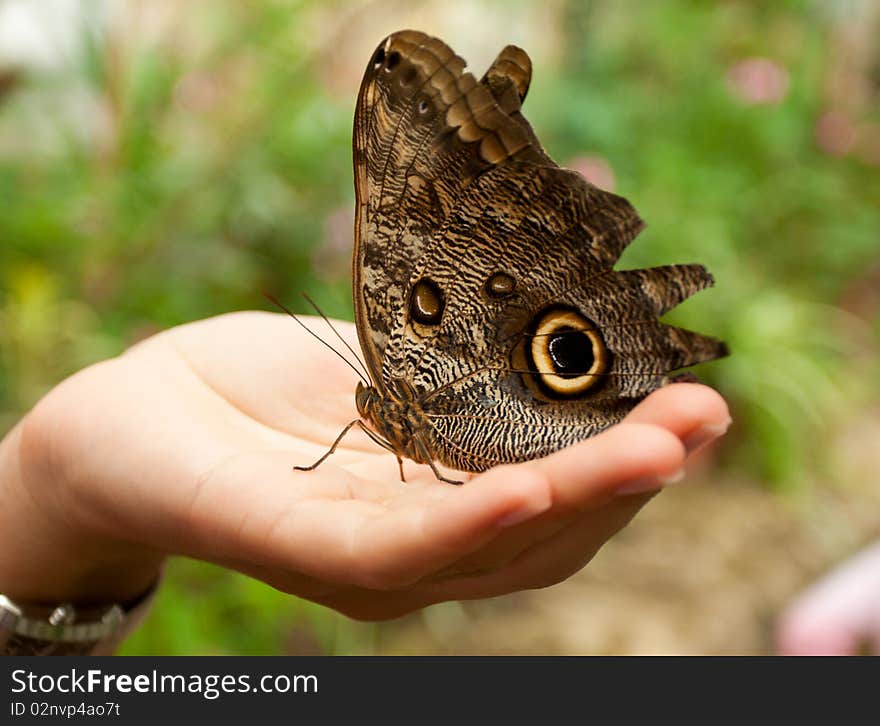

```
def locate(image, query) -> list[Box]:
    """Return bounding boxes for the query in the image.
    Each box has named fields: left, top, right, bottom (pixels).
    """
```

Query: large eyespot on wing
left=520, top=307, right=610, bottom=399
left=543, top=264, right=729, bottom=397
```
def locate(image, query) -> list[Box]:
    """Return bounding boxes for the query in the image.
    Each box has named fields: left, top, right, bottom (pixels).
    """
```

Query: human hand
left=0, top=311, right=730, bottom=621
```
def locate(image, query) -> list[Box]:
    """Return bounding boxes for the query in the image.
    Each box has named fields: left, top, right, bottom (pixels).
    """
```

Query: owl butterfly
left=300, top=30, right=728, bottom=484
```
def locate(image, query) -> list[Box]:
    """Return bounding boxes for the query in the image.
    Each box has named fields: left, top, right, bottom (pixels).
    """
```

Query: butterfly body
left=337, top=30, right=728, bottom=481
left=355, top=378, right=433, bottom=467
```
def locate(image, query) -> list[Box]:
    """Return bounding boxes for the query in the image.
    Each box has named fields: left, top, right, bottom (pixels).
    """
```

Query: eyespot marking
left=526, top=308, right=608, bottom=397
left=485, top=272, right=516, bottom=298
left=409, top=278, right=444, bottom=326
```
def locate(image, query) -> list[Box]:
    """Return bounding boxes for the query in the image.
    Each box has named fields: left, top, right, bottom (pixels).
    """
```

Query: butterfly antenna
left=263, top=293, right=370, bottom=386
left=301, top=292, right=373, bottom=384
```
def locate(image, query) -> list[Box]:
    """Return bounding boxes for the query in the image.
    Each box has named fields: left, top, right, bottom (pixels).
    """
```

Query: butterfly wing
left=352, top=31, right=727, bottom=472
left=421, top=259, right=727, bottom=470
left=352, top=30, right=546, bottom=390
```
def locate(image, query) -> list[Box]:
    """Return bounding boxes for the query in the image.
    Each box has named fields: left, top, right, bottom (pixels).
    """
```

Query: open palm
left=20, top=311, right=730, bottom=620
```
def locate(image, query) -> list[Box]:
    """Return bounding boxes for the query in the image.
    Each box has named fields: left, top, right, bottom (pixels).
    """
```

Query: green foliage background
left=0, top=0, right=877, bottom=654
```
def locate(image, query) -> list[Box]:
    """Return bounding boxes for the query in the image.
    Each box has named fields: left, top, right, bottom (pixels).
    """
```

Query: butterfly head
left=355, top=380, right=375, bottom=419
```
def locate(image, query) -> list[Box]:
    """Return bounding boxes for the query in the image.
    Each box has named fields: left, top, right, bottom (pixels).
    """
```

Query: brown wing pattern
left=352, top=30, right=545, bottom=389
left=352, top=30, right=727, bottom=472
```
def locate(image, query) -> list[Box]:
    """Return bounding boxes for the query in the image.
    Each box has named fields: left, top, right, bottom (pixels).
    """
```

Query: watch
left=0, top=584, right=157, bottom=656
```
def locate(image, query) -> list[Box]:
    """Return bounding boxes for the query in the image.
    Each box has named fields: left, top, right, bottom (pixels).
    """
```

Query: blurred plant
left=536, top=0, right=880, bottom=486
left=1, top=0, right=878, bottom=653
left=0, top=0, right=358, bottom=656
left=121, top=559, right=375, bottom=656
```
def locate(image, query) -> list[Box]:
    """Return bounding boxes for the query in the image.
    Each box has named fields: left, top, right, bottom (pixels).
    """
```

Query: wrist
left=0, top=417, right=163, bottom=606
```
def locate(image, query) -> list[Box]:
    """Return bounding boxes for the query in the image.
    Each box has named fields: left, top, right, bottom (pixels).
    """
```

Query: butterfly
left=298, top=30, right=727, bottom=484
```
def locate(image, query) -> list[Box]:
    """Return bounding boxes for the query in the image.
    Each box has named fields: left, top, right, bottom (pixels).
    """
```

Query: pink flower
left=726, top=57, right=790, bottom=105
left=567, top=154, right=616, bottom=191
left=776, top=542, right=880, bottom=655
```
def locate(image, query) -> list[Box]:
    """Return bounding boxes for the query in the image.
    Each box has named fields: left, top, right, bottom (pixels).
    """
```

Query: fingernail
left=616, top=468, right=685, bottom=496
left=496, top=501, right=550, bottom=528
left=615, top=477, right=661, bottom=496
left=682, top=418, right=732, bottom=455
left=660, top=468, right=686, bottom=485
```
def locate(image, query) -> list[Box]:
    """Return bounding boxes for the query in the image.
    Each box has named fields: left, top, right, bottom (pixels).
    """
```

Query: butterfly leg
left=353, top=423, right=408, bottom=482
left=413, top=437, right=463, bottom=486
left=297, top=419, right=407, bottom=480
left=294, top=418, right=362, bottom=472
left=427, top=460, right=464, bottom=486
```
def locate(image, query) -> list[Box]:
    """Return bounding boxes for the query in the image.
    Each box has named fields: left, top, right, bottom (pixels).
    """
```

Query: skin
left=0, top=311, right=730, bottom=624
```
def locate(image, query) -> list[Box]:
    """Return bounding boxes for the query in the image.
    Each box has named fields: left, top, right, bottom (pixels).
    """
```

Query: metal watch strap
left=0, top=583, right=157, bottom=656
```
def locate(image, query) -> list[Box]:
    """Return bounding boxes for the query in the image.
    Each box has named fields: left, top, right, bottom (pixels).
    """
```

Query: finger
left=177, top=451, right=384, bottom=571
left=624, top=383, right=731, bottom=455
left=425, top=423, right=684, bottom=580
left=402, top=389, right=725, bottom=583
left=417, top=495, right=651, bottom=602
left=181, top=451, right=551, bottom=593
left=530, top=422, right=687, bottom=508
left=220, top=556, right=441, bottom=621
left=269, top=497, right=651, bottom=620
left=312, top=586, right=441, bottom=621
left=349, top=465, right=553, bottom=589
